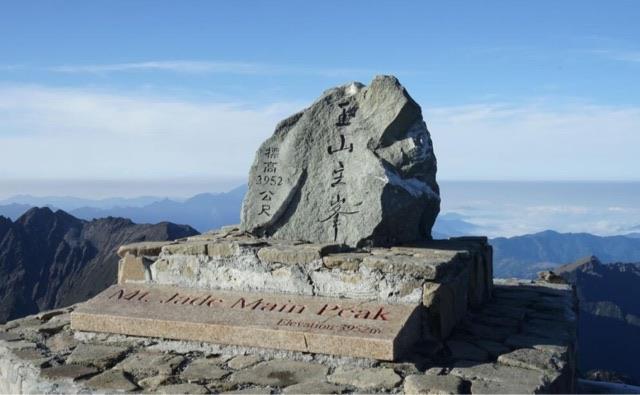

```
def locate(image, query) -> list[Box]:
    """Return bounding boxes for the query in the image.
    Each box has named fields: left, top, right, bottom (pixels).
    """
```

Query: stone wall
left=117, top=227, right=492, bottom=340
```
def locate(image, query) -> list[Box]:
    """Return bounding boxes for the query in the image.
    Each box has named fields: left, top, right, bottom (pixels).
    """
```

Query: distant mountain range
left=0, top=207, right=198, bottom=323
left=3, top=189, right=640, bottom=280
left=555, top=256, right=640, bottom=383
left=0, top=195, right=163, bottom=210
left=491, top=230, right=640, bottom=278
left=0, top=186, right=246, bottom=233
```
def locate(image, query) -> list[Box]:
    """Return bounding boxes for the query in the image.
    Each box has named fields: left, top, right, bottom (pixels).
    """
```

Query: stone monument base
left=70, top=226, right=494, bottom=360
left=2, top=279, right=577, bottom=394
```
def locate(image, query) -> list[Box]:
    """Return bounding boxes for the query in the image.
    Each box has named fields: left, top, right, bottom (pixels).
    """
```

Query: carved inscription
left=107, top=287, right=392, bottom=323
left=74, top=284, right=423, bottom=360
left=277, top=318, right=382, bottom=335
left=321, top=101, right=362, bottom=241
left=255, top=146, right=281, bottom=217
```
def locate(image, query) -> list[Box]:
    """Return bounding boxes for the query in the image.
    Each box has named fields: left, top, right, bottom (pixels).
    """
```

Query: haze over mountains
left=0, top=186, right=246, bottom=234
left=4, top=180, right=640, bottom=237
left=3, top=182, right=640, bottom=279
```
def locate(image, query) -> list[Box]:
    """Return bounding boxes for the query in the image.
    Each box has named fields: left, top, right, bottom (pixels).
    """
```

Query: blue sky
left=1, top=1, right=639, bottom=196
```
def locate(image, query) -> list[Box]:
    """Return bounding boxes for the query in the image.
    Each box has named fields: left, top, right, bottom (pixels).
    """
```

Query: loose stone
left=469, top=379, right=537, bottom=394
left=328, top=367, right=401, bottom=390
left=227, top=355, right=262, bottom=370
left=114, top=350, right=184, bottom=380
left=230, top=360, right=329, bottom=387
left=282, top=381, right=347, bottom=394
left=37, top=321, right=68, bottom=336
left=37, top=309, right=67, bottom=321
left=403, top=374, right=468, bottom=395
left=85, top=369, right=139, bottom=392
left=504, top=334, right=566, bottom=351
left=8, top=323, right=45, bottom=343
left=497, top=348, right=566, bottom=373
left=379, top=361, right=421, bottom=376
left=3, top=340, right=37, bottom=350
left=65, top=343, right=128, bottom=369
left=41, top=365, right=99, bottom=381
left=449, top=361, right=551, bottom=393
left=10, top=348, right=46, bottom=361
left=137, top=374, right=170, bottom=390
left=0, top=332, right=21, bottom=341
left=222, top=387, right=273, bottom=394
left=156, top=383, right=210, bottom=394
left=46, top=331, right=78, bottom=353
left=181, top=358, right=230, bottom=382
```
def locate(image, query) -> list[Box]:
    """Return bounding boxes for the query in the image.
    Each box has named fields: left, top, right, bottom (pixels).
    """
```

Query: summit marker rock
left=241, top=75, right=440, bottom=247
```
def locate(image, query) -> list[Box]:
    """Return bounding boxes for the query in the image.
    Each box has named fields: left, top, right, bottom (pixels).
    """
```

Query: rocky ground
left=0, top=279, right=576, bottom=394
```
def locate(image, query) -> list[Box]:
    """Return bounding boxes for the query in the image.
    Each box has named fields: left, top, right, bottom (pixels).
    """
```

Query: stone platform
left=115, top=226, right=492, bottom=342
left=0, top=279, right=576, bottom=393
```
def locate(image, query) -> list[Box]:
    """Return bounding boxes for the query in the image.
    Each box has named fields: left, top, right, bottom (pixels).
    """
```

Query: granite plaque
left=71, top=284, right=422, bottom=360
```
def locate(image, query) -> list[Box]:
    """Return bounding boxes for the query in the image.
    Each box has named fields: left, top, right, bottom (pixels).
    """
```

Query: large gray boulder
left=240, top=75, right=440, bottom=247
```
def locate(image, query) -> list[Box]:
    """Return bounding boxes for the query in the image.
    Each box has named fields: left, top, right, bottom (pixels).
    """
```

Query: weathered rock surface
left=241, top=75, right=440, bottom=247
left=85, top=369, right=139, bottom=391
left=227, top=355, right=262, bottom=370
left=41, top=364, right=99, bottom=381
left=181, top=358, right=230, bottom=382
left=65, top=343, right=128, bottom=369
left=230, top=360, right=329, bottom=387
left=403, top=374, right=468, bottom=394
left=282, top=381, right=347, bottom=394
left=328, top=366, right=402, bottom=390
left=114, top=350, right=185, bottom=380
left=157, top=383, right=210, bottom=394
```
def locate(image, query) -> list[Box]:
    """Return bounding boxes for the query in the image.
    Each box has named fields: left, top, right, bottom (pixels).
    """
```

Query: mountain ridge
left=0, top=207, right=198, bottom=323
left=552, top=256, right=640, bottom=383
left=491, top=229, right=640, bottom=278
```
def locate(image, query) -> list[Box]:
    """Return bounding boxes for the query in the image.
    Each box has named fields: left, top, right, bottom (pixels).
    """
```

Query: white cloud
left=0, top=64, right=23, bottom=71
left=426, top=102, right=640, bottom=180
left=1, top=84, right=639, bottom=185
left=50, top=61, right=269, bottom=74
left=49, top=60, right=379, bottom=77
left=0, top=85, right=303, bottom=180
